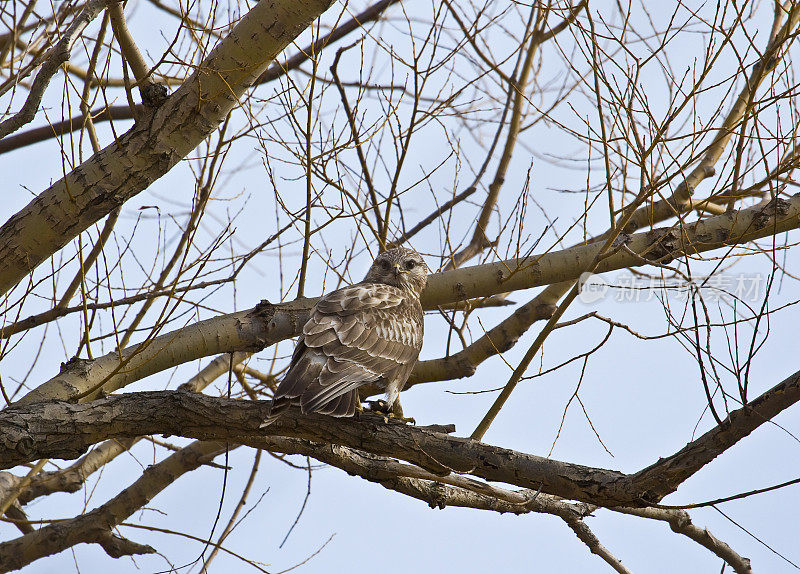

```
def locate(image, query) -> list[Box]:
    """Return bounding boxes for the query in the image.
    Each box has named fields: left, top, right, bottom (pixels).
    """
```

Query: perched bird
left=267, top=247, right=428, bottom=421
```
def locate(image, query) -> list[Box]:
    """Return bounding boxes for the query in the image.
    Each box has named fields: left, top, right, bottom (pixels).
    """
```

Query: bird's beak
left=393, top=263, right=404, bottom=276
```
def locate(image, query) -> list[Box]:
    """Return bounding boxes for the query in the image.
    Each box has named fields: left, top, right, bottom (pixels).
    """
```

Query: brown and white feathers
left=269, top=247, right=428, bottom=419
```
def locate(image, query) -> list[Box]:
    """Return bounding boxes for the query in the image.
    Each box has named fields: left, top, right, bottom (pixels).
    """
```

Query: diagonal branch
left=0, top=0, right=401, bottom=156
left=630, top=368, right=800, bottom=501
left=616, top=506, right=752, bottom=574
left=0, top=0, right=335, bottom=297
left=0, top=440, right=223, bottom=571
left=4, top=363, right=800, bottom=507
left=0, top=0, right=113, bottom=140
left=272, top=436, right=631, bottom=573
left=15, top=193, right=800, bottom=405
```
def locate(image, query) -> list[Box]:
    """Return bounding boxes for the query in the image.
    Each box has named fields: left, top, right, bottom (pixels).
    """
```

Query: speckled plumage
left=269, top=248, right=428, bottom=418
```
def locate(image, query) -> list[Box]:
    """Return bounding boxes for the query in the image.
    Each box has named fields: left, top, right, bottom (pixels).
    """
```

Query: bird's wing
left=273, top=283, right=423, bottom=416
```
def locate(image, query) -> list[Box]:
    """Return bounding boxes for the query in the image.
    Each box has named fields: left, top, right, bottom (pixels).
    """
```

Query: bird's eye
left=380, top=259, right=391, bottom=271
left=405, top=260, right=416, bottom=270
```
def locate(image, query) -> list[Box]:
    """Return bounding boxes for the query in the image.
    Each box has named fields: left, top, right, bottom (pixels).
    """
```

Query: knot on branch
left=140, top=82, right=168, bottom=109
left=59, top=356, right=93, bottom=377
left=752, top=55, right=777, bottom=73
left=667, top=510, right=692, bottom=531
left=426, top=481, right=448, bottom=509
left=15, top=437, right=34, bottom=457
left=248, top=299, right=275, bottom=319
left=643, top=229, right=681, bottom=264
left=611, top=233, right=632, bottom=249
left=93, top=530, right=156, bottom=559
left=694, top=226, right=732, bottom=246
left=751, top=197, right=792, bottom=230
left=240, top=299, right=311, bottom=353
left=532, top=302, right=558, bottom=320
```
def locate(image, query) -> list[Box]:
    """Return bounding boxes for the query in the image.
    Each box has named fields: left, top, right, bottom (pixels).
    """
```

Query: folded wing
left=271, top=283, right=423, bottom=417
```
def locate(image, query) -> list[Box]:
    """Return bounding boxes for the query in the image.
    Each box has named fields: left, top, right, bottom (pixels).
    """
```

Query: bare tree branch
left=0, top=440, right=222, bottom=571
left=17, top=194, right=800, bottom=405
left=0, top=0, right=401, bottom=155
left=0, top=0, right=335, bottom=296
left=0, top=0, right=112, bottom=139
left=616, top=506, right=752, bottom=574
left=1, top=1, right=797, bottom=570
left=4, top=364, right=800, bottom=508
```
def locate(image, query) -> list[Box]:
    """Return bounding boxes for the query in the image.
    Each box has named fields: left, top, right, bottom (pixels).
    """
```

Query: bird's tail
left=259, top=397, right=289, bottom=428
left=259, top=415, right=278, bottom=428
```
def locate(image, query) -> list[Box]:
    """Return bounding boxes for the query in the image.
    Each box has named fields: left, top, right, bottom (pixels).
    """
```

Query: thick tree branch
left=16, top=299, right=311, bottom=404
left=0, top=0, right=334, bottom=297
left=16, top=194, right=800, bottom=404
left=616, top=507, right=752, bottom=574
left=0, top=0, right=400, bottom=155
left=0, top=423, right=752, bottom=572
left=0, top=0, right=112, bottom=140
left=0, top=391, right=632, bottom=505
left=10, top=350, right=246, bottom=509
left=630, top=368, right=800, bottom=501
left=4, top=365, right=800, bottom=508
left=0, top=440, right=222, bottom=572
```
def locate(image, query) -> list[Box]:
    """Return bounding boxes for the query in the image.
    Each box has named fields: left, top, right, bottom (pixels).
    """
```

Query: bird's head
left=363, top=247, right=429, bottom=296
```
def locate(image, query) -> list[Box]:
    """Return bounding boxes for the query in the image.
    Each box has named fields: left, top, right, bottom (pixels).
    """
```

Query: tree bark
left=0, top=0, right=334, bottom=296
left=4, top=367, right=799, bottom=507
left=16, top=194, right=800, bottom=404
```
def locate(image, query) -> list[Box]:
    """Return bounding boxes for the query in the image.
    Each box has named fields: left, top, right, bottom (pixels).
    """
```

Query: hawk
left=268, top=247, right=428, bottom=420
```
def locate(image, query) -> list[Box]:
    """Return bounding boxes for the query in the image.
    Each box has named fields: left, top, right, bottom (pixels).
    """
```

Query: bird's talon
left=364, top=399, right=390, bottom=414
left=359, top=401, right=415, bottom=424
left=388, top=413, right=416, bottom=425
